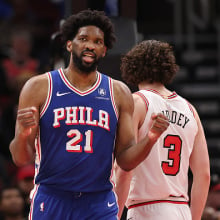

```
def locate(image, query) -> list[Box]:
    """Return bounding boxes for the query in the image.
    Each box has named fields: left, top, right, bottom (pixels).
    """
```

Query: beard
left=72, top=50, right=102, bottom=74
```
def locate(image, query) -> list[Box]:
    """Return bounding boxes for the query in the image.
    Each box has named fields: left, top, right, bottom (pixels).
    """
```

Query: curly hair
left=60, top=9, right=116, bottom=49
left=121, top=40, right=179, bottom=86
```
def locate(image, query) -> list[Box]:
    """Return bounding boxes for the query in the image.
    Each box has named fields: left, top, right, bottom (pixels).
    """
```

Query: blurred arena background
left=0, top=0, right=219, bottom=219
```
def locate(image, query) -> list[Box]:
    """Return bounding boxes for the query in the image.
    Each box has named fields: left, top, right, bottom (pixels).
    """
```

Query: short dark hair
left=121, top=40, right=179, bottom=86
left=61, top=9, right=116, bottom=49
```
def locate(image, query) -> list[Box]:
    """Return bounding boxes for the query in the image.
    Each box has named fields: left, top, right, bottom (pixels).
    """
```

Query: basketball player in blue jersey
left=9, top=10, right=169, bottom=220
left=114, top=40, right=210, bottom=220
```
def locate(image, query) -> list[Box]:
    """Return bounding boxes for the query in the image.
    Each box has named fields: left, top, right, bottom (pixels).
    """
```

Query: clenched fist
left=148, top=113, right=169, bottom=142
left=17, top=107, right=37, bottom=137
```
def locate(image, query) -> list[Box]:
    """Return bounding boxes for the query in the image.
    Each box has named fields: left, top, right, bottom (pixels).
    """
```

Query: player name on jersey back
left=161, top=110, right=190, bottom=129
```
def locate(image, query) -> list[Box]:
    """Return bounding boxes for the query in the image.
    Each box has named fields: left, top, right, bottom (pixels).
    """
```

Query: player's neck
left=63, top=67, right=98, bottom=92
left=138, top=82, right=172, bottom=97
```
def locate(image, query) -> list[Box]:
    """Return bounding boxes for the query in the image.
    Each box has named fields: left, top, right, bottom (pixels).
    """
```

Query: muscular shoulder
left=18, top=73, right=49, bottom=109
left=112, top=79, right=134, bottom=115
left=24, top=73, right=48, bottom=90
left=133, top=92, right=146, bottom=106
left=132, top=93, right=148, bottom=128
left=113, top=79, right=132, bottom=98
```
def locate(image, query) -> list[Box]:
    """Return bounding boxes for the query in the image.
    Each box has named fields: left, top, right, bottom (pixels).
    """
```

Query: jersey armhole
left=109, top=78, right=119, bottom=120
left=40, top=72, right=52, bottom=118
left=185, top=100, right=196, bottom=118
left=135, top=91, right=149, bottom=114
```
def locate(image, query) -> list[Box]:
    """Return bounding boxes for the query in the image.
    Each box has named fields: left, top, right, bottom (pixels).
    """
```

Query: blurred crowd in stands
left=0, top=0, right=219, bottom=219
left=0, top=0, right=64, bottom=218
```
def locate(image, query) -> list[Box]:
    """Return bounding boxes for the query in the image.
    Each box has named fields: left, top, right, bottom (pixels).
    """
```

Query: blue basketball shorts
left=29, top=185, right=118, bottom=220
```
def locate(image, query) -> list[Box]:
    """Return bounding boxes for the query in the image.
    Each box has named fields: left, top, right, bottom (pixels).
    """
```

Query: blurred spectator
left=202, top=178, right=220, bottom=220
left=0, top=0, right=36, bottom=56
left=0, top=0, right=37, bottom=111
left=0, top=0, right=62, bottom=71
left=206, top=182, right=220, bottom=211
left=49, top=19, right=67, bottom=69
left=0, top=154, right=11, bottom=190
left=16, top=164, right=35, bottom=217
left=28, top=0, right=63, bottom=71
left=0, top=28, right=38, bottom=159
left=202, top=207, right=220, bottom=220
left=0, top=68, right=35, bottom=158
left=202, top=206, right=217, bottom=220
left=214, top=211, right=220, bottom=220
left=0, top=186, right=26, bottom=220
left=1, top=28, right=39, bottom=92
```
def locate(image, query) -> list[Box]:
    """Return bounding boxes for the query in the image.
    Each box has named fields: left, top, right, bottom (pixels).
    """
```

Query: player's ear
left=102, top=46, right=107, bottom=57
left=66, top=40, right=72, bottom=52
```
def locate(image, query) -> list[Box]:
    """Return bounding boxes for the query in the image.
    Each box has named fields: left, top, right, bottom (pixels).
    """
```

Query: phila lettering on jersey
left=53, top=106, right=110, bottom=131
left=34, top=68, right=118, bottom=193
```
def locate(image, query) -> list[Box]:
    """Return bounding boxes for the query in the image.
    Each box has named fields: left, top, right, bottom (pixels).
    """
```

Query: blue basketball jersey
left=34, top=68, right=118, bottom=193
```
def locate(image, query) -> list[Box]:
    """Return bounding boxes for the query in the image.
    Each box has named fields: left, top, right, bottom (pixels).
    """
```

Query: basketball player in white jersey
left=114, top=40, right=210, bottom=220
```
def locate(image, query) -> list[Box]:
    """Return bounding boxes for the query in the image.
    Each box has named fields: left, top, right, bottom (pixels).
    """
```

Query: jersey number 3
left=66, top=129, right=93, bottom=153
left=161, top=135, right=182, bottom=176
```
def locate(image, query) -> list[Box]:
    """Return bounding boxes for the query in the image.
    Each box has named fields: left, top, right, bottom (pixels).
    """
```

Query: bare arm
left=114, top=81, right=169, bottom=171
left=113, top=162, right=132, bottom=219
left=189, top=106, right=210, bottom=220
left=9, top=74, right=48, bottom=166
left=114, top=93, right=148, bottom=218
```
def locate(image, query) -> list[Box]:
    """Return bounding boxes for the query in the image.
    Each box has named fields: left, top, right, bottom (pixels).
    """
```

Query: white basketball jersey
left=126, top=89, right=198, bottom=207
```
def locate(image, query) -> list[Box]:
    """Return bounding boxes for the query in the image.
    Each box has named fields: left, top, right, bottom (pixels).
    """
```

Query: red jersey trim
left=59, top=68, right=101, bottom=96
left=29, top=184, right=40, bottom=220
left=109, top=78, right=118, bottom=119
left=35, top=134, right=41, bottom=163
left=135, top=91, right=149, bottom=113
left=186, top=100, right=195, bottom=118
left=128, top=200, right=189, bottom=209
left=143, top=89, right=178, bottom=99
left=40, top=72, right=52, bottom=118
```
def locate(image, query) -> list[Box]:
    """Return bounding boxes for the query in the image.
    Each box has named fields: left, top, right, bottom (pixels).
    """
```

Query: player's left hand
left=148, top=113, right=169, bottom=141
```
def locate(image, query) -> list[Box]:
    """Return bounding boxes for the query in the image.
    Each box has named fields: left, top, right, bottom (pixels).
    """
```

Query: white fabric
left=127, top=202, right=192, bottom=220
left=127, top=90, right=198, bottom=208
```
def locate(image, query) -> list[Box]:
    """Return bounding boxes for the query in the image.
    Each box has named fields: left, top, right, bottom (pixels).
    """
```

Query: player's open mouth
left=82, top=52, right=96, bottom=63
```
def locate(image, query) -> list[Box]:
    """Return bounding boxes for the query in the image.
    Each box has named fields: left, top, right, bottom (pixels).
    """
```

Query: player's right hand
left=17, top=107, right=37, bottom=137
